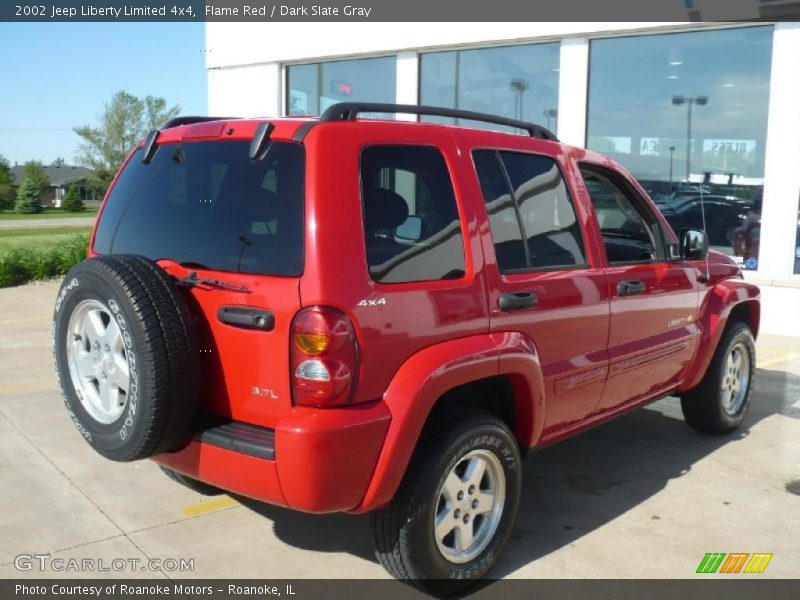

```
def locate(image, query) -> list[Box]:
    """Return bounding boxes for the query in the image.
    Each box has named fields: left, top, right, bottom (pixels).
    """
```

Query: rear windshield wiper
left=176, top=271, right=251, bottom=293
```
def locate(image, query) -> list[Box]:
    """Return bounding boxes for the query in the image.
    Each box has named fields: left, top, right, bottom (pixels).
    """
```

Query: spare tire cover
left=53, top=254, right=198, bottom=461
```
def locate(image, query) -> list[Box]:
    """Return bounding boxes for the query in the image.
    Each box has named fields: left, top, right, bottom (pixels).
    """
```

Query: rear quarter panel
left=299, top=122, right=491, bottom=405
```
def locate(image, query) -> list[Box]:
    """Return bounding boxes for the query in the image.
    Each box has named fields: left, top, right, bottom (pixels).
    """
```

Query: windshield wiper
left=176, top=271, right=251, bottom=293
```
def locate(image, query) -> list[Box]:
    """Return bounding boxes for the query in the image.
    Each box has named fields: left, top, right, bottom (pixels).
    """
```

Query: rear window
left=94, top=140, right=305, bottom=277
left=360, top=145, right=465, bottom=284
left=473, top=149, right=586, bottom=272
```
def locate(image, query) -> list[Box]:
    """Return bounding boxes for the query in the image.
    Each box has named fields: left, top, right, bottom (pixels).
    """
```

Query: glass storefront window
left=286, top=56, right=396, bottom=118
left=420, top=43, right=560, bottom=134
left=587, top=26, right=773, bottom=269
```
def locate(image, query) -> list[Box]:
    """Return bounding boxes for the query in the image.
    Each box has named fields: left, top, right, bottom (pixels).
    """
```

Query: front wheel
left=372, top=414, right=522, bottom=595
left=681, top=321, right=755, bottom=434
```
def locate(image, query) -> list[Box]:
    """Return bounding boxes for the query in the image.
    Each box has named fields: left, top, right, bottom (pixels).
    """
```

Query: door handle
left=617, top=280, right=646, bottom=297
left=217, top=306, right=275, bottom=331
left=498, top=291, right=539, bottom=311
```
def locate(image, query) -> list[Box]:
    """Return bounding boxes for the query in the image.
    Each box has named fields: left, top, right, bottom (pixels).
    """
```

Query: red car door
left=468, top=146, right=611, bottom=438
left=577, top=162, right=701, bottom=411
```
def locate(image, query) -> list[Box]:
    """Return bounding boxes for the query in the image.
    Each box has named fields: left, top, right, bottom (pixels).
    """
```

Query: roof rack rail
left=319, top=102, right=558, bottom=141
left=162, top=116, right=235, bottom=129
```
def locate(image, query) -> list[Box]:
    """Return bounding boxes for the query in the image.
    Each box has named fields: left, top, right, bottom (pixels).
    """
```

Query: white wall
left=208, top=62, right=281, bottom=117
left=205, top=22, right=687, bottom=68
left=556, top=37, right=589, bottom=146
left=757, top=22, right=800, bottom=281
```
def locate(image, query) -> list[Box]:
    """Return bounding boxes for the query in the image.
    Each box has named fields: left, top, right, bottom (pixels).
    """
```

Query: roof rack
left=162, top=116, right=235, bottom=128
left=319, top=102, right=558, bottom=141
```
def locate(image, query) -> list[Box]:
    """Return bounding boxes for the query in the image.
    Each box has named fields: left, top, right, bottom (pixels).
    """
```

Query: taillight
left=291, top=306, right=358, bottom=407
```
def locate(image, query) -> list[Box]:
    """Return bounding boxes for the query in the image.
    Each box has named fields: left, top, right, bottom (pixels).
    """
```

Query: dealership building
left=205, top=21, right=800, bottom=333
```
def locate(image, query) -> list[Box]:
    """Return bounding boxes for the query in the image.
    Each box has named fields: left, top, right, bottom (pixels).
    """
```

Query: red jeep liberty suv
left=53, top=103, right=759, bottom=593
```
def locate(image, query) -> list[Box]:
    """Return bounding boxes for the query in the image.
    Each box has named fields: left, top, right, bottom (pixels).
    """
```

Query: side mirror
left=395, top=215, right=422, bottom=241
left=680, top=228, right=709, bottom=260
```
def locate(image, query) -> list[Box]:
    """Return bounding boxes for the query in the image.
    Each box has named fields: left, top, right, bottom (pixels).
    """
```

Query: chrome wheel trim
left=721, top=341, right=750, bottom=416
left=65, top=298, right=130, bottom=425
left=434, top=449, right=506, bottom=564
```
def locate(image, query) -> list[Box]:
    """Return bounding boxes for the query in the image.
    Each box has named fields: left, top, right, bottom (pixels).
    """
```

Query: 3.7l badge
left=251, top=386, right=280, bottom=399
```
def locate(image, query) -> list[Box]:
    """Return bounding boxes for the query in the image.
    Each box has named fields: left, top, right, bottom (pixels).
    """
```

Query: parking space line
left=181, top=496, right=240, bottom=517
left=758, top=352, right=800, bottom=369
left=0, top=382, right=57, bottom=395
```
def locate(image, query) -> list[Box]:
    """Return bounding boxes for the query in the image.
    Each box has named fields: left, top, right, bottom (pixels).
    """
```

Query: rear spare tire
left=53, top=255, right=198, bottom=461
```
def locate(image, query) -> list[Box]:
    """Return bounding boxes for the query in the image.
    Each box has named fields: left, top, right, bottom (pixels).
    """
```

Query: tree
left=74, top=91, right=180, bottom=193
left=15, top=176, right=42, bottom=214
left=0, top=155, right=14, bottom=211
left=52, top=157, right=67, bottom=167
left=21, top=161, right=50, bottom=198
left=61, top=186, right=85, bottom=212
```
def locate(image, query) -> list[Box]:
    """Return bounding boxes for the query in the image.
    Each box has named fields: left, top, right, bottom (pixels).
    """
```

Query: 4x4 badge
left=358, top=298, right=387, bottom=307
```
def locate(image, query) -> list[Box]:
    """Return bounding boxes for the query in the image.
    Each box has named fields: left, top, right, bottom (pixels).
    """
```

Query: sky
left=0, top=23, right=207, bottom=166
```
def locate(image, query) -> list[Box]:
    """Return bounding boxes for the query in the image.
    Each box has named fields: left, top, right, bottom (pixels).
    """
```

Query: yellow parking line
left=181, top=496, right=240, bottom=517
left=0, top=316, right=49, bottom=325
left=0, top=382, right=57, bottom=395
left=758, top=352, right=800, bottom=369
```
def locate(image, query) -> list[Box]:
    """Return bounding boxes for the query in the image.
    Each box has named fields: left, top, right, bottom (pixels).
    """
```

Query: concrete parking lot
left=1, top=280, right=798, bottom=581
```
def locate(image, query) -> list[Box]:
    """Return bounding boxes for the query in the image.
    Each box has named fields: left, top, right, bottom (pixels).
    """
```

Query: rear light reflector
left=291, top=307, right=358, bottom=407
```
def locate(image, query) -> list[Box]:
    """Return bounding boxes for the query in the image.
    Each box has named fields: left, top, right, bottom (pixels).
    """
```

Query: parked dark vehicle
left=734, top=204, right=800, bottom=272
left=657, top=195, right=750, bottom=246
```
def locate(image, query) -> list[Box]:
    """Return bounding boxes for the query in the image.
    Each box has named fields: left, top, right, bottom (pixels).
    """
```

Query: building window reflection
left=286, top=57, right=396, bottom=118
left=587, top=26, right=773, bottom=269
left=420, top=43, right=560, bottom=134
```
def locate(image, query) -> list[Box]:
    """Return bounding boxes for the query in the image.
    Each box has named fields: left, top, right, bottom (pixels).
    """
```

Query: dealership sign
left=640, top=137, right=687, bottom=156
left=703, top=139, right=757, bottom=156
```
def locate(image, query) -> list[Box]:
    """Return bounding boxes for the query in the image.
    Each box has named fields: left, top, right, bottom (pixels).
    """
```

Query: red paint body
left=90, top=117, right=760, bottom=514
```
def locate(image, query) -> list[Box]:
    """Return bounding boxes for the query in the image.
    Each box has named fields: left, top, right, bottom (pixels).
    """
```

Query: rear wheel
left=372, top=414, right=521, bottom=595
left=681, top=321, right=755, bottom=434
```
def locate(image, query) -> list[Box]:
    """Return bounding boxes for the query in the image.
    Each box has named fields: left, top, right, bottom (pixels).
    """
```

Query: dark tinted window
left=580, top=167, right=658, bottom=264
left=472, top=151, right=527, bottom=272
left=360, top=146, right=465, bottom=283
left=94, top=141, right=304, bottom=276
left=473, top=150, right=586, bottom=271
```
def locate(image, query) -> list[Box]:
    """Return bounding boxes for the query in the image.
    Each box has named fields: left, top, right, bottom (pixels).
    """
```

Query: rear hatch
left=91, top=131, right=304, bottom=428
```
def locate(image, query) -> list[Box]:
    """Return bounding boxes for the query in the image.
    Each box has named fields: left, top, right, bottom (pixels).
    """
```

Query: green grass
left=0, top=227, right=93, bottom=254
left=0, top=227, right=91, bottom=287
left=0, top=207, right=98, bottom=220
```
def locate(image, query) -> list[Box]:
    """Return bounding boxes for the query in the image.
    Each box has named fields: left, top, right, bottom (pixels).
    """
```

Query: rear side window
left=93, top=140, right=304, bottom=277
left=360, top=145, right=465, bottom=283
left=473, top=150, right=586, bottom=272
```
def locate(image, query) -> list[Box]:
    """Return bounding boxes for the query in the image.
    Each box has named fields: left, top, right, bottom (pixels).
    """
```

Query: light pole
left=542, top=108, right=558, bottom=132
left=510, top=78, right=529, bottom=121
left=672, top=95, right=708, bottom=182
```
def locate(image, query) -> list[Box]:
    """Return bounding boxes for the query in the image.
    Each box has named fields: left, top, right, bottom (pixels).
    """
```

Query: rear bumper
left=153, top=401, right=391, bottom=513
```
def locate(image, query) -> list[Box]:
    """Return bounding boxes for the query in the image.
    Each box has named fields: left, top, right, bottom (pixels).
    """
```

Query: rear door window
left=473, top=150, right=586, bottom=272
left=93, top=140, right=305, bottom=276
left=360, top=145, right=466, bottom=283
